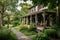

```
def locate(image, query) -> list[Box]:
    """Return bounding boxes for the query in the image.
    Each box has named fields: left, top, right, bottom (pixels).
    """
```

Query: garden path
left=11, top=28, right=30, bottom=40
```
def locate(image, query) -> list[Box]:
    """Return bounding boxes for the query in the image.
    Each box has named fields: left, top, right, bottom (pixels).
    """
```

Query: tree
left=20, top=3, right=32, bottom=16
left=0, top=0, right=18, bottom=27
left=10, top=3, right=32, bottom=26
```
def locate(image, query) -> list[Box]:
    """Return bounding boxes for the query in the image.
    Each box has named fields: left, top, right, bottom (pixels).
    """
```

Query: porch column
left=20, top=17, right=21, bottom=23
left=25, top=17, right=27, bottom=25
left=23, top=17, right=25, bottom=24
left=35, top=14, right=38, bottom=25
left=42, top=11, right=46, bottom=27
left=49, top=15, right=52, bottom=26
left=26, top=17, right=28, bottom=25
left=21, top=17, right=23, bottom=23
left=21, top=17, right=22, bottom=23
left=25, top=17, right=26, bottom=24
left=22, top=17, right=24, bottom=23
left=23, top=17, right=24, bottom=24
left=30, top=15, right=32, bottom=25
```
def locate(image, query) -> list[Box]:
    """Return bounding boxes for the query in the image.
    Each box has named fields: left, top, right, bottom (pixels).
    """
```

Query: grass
left=15, top=24, right=37, bottom=40
left=20, top=29, right=37, bottom=36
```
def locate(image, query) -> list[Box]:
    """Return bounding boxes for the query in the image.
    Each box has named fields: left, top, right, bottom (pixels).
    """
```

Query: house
left=20, top=5, right=56, bottom=31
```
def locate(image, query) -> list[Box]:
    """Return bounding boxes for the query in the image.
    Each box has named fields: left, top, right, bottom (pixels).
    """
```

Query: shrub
left=32, top=29, right=57, bottom=40
left=19, top=24, right=37, bottom=36
left=9, top=32, right=17, bottom=40
left=29, top=24, right=36, bottom=31
left=0, top=29, right=9, bottom=40
left=32, top=32, right=49, bottom=40
left=57, top=31, right=60, bottom=38
left=44, top=29, right=57, bottom=38
left=51, top=24, right=60, bottom=31
left=0, top=28, right=17, bottom=40
left=44, top=29, right=56, bottom=34
left=20, top=25, right=28, bottom=31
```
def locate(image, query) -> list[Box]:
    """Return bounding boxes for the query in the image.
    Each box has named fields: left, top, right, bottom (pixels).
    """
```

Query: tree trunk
left=0, top=13, right=2, bottom=27
left=56, top=6, right=59, bottom=25
left=0, top=11, right=4, bottom=27
left=1, top=13, right=4, bottom=26
left=7, top=15, right=10, bottom=28
left=56, top=0, right=59, bottom=25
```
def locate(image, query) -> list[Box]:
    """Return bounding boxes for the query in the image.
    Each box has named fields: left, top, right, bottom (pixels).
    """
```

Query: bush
left=0, top=28, right=17, bottom=40
left=32, top=29, right=57, bottom=40
left=44, top=29, right=56, bottom=35
left=20, top=25, right=28, bottom=31
left=57, top=31, right=60, bottom=38
left=32, top=32, right=49, bottom=40
left=20, top=24, right=36, bottom=32
left=9, top=32, right=17, bottom=40
left=44, top=29, right=58, bottom=39
left=29, top=24, right=36, bottom=31
left=19, top=24, right=37, bottom=36
left=0, top=29, right=9, bottom=40
left=51, top=24, right=60, bottom=31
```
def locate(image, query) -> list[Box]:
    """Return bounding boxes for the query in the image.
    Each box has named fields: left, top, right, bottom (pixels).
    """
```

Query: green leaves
left=23, top=0, right=27, bottom=2
left=32, top=0, right=59, bottom=9
left=20, top=3, right=32, bottom=16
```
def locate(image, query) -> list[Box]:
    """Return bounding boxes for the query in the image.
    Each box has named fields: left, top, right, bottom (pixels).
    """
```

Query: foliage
left=43, top=29, right=57, bottom=38
left=28, top=24, right=36, bottom=31
left=32, top=28, right=57, bottom=40
left=20, top=29, right=37, bottom=36
left=43, top=29, right=56, bottom=34
left=0, top=0, right=18, bottom=26
left=10, top=32, right=17, bottom=40
left=51, top=24, right=60, bottom=31
left=20, top=25, right=28, bottom=31
left=19, top=24, right=36, bottom=32
left=20, top=3, right=32, bottom=16
left=0, top=0, right=18, bottom=12
left=57, top=31, right=60, bottom=38
left=32, top=32, right=48, bottom=40
left=51, top=24, right=60, bottom=38
left=32, top=0, right=59, bottom=9
left=11, top=16, right=20, bottom=27
left=14, top=25, right=21, bottom=30
left=0, top=28, right=17, bottom=40
left=19, top=25, right=37, bottom=36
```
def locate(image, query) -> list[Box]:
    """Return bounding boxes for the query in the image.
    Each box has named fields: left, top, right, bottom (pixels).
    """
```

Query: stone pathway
left=11, top=28, right=30, bottom=40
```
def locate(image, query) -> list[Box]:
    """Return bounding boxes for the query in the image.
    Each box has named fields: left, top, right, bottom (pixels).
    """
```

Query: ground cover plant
left=0, top=27, right=17, bottom=40
left=19, top=24, right=37, bottom=36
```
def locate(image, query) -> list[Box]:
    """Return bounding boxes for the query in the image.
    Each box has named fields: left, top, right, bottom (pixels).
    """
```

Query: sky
left=17, top=0, right=32, bottom=10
